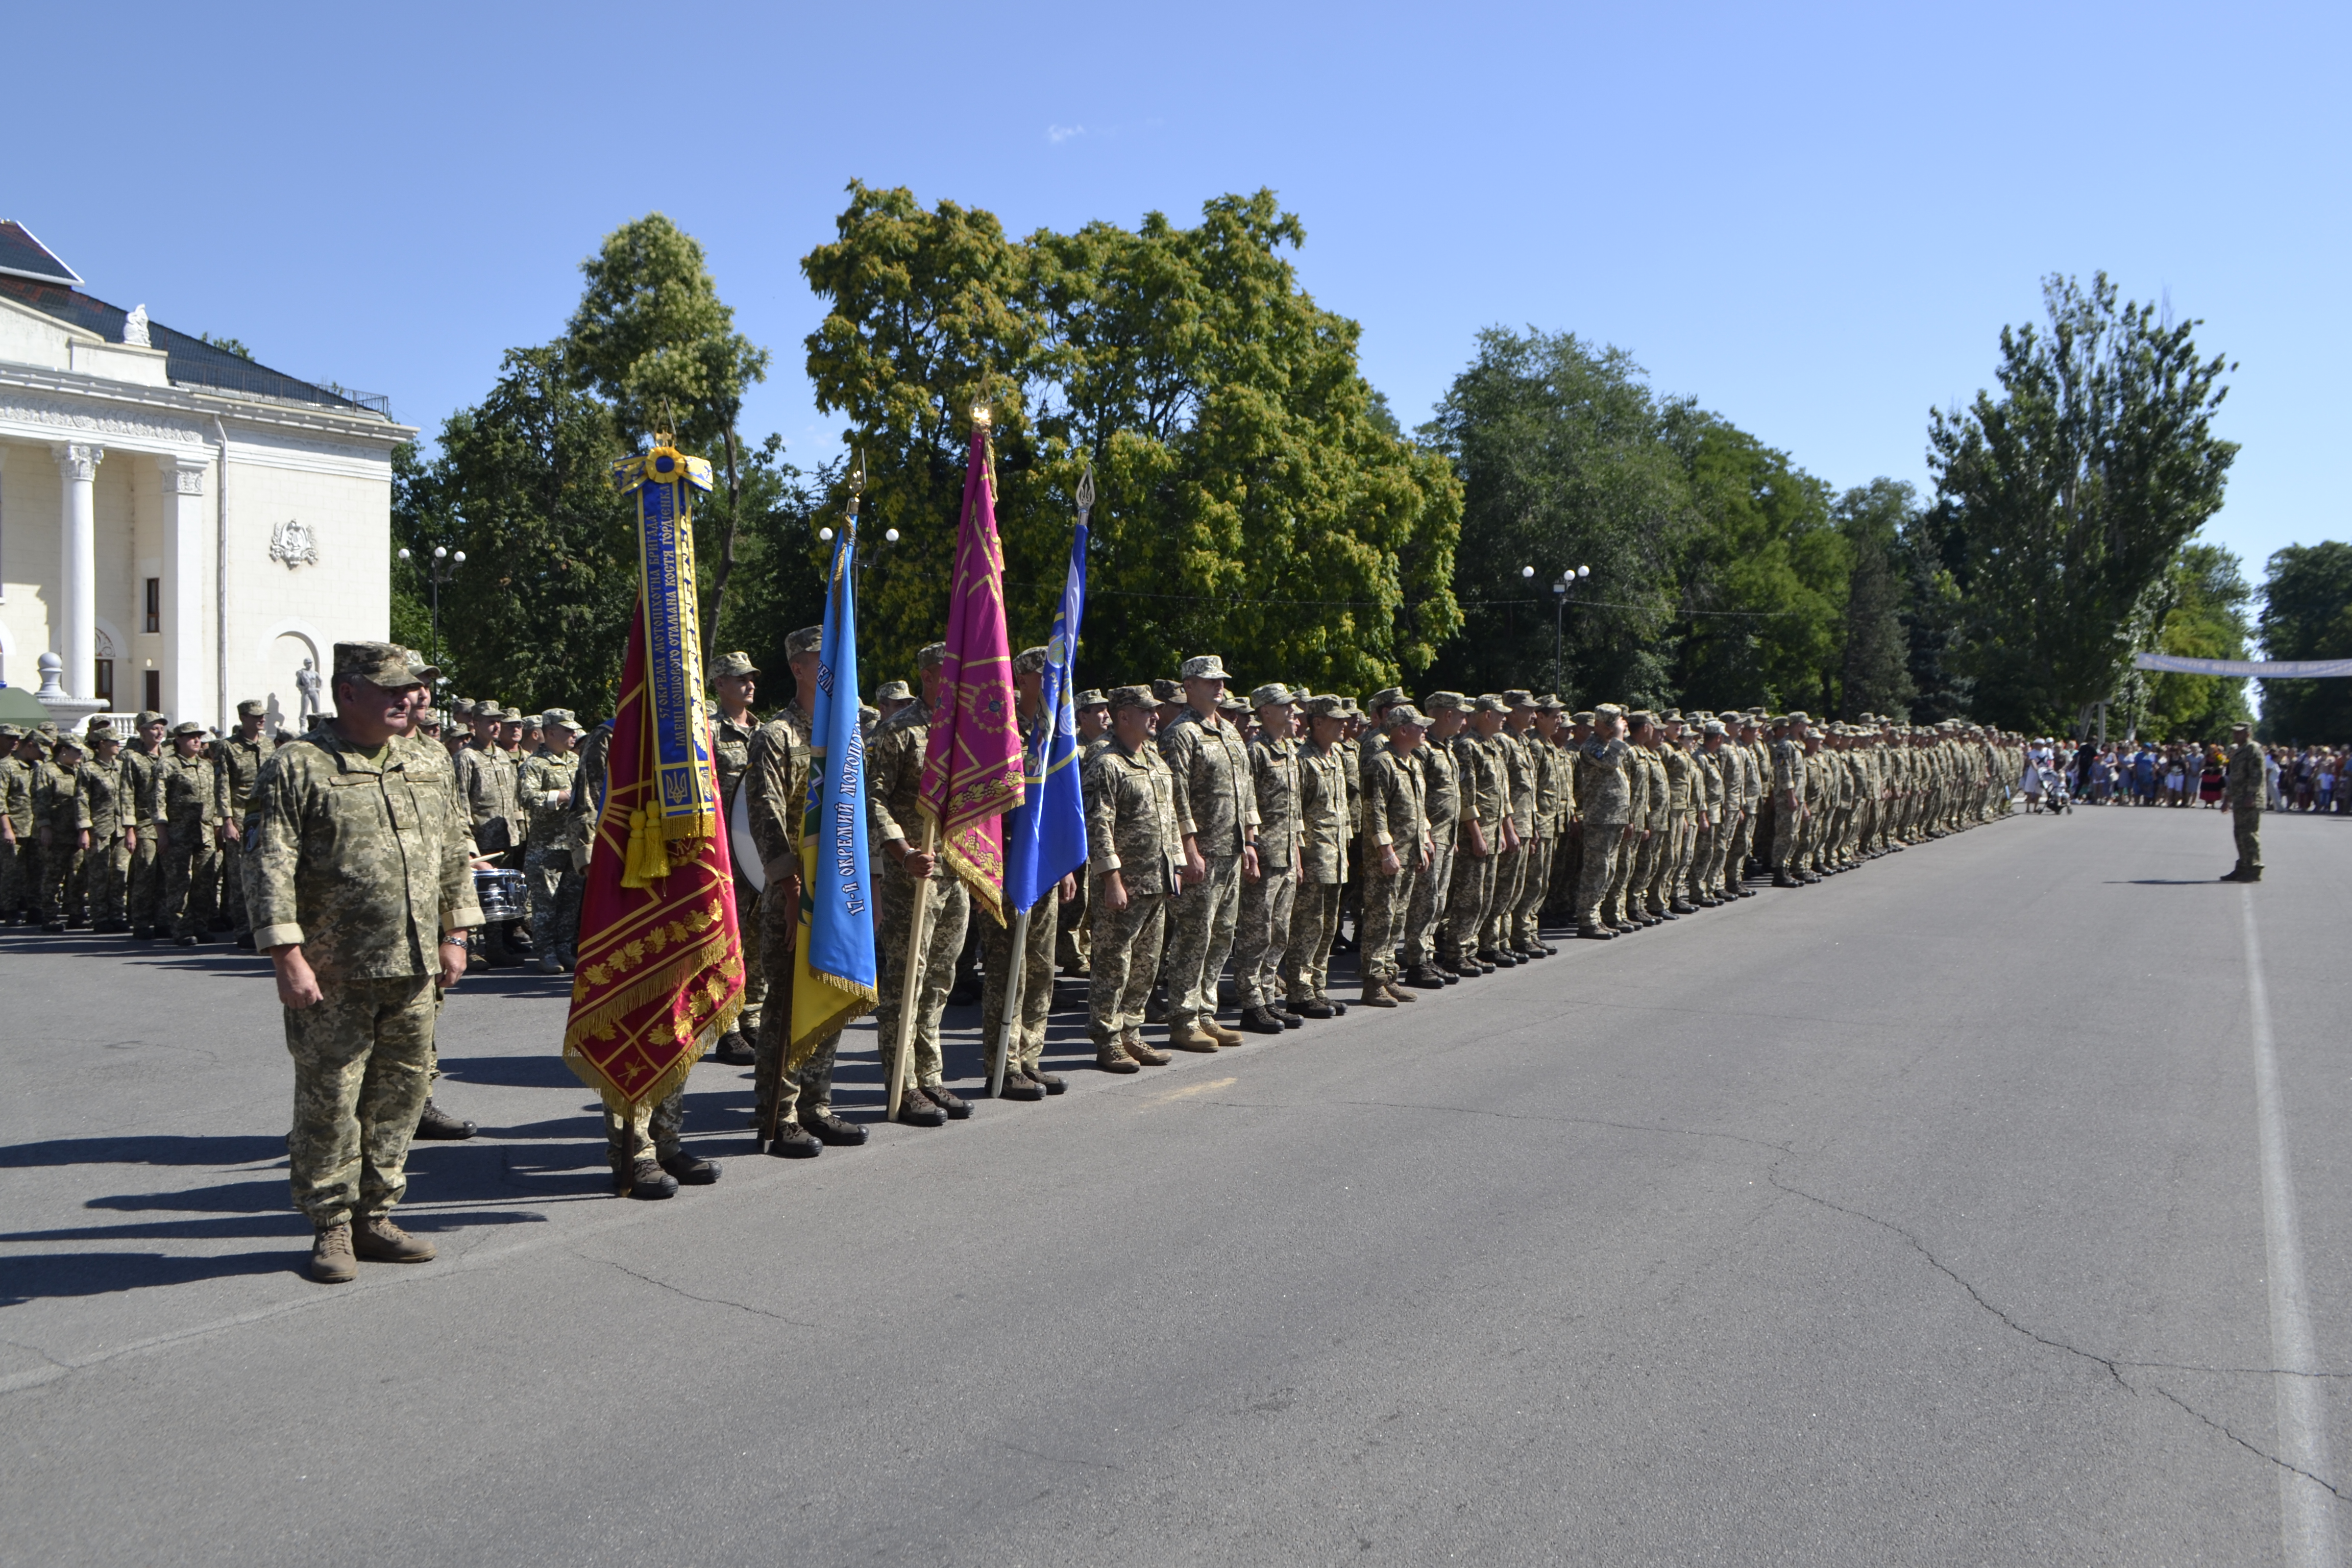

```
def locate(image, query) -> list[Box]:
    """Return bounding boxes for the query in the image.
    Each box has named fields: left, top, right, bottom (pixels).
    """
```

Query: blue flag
left=791, top=524, right=878, bottom=1053
left=1003, top=518, right=1089, bottom=914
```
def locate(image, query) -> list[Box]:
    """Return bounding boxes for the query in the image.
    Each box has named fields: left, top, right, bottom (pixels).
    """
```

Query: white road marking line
left=2243, top=886, right=2341, bottom=1568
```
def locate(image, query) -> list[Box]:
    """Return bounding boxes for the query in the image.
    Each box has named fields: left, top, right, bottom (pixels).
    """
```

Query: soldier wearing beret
left=1156, top=654, right=1259, bottom=1050
left=250, top=642, right=483, bottom=1283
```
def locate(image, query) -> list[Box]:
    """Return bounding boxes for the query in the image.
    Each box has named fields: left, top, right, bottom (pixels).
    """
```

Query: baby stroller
left=2040, top=762, right=2073, bottom=814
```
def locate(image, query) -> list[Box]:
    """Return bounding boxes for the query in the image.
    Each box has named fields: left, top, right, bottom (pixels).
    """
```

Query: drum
left=473, top=868, right=528, bottom=922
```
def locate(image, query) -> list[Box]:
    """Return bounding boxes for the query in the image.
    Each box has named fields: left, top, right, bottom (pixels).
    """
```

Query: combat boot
left=1240, top=1005, right=1286, bottom=1035
left=1577, top=922, right=1615, bottom=940
left=1441, top=957, right=1482, bottom=979
left=1292, top=996, right=1336, bottom=1019
left=617, top=1155, right=678, bottom=1198
left=658, top=1148, right=720, bottom=1185
left=766, top=1122, right=822, bottom=1158
left=1773, top=870, right=1799, bottom=888
left=800, top=1109, right=866, bottom=1145
left=926, top=1084, right=974, bottom=1119
left=1358, top=982, right=1398, bottom=1009
left=894, top=1087, right=948, bottom=1128
left=1167, top=1021, right=1220, bottom=1053
left=1122, top=1027, right=1171, bottom=1065
left=413, top=1099, right=476, bottom=1141
left=1404, top=964, right=1450, bottom=990
left=1095, top=1040, right=1141, bottom=1073
left=352, top=1215, right=437, bottom=1263
left=1200, top=1017, right=1245, bottom=1047
left=1478, top=947, right=1517, bottom=968
left=998, top=1069, right=1045, bottom=1101
left=1669, top=899, right=1696, bottom=915
left=1271, top=1002, right=1306, bottom=1026
left=1030, top=1064, right=1067, bottom=1094
left=713, top=1030, right=755, bottom=1066
left=1382, top=979, right=1417, bottom=1003
left=309, top=1221, right=357, bottom=1284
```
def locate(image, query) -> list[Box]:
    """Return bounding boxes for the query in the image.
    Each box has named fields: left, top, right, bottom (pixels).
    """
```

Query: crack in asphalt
left=2, top=1336, right=72, bottom=1371
left=577, top=1252, right=823, bottom=1328
left=1768, top=1165, right=2350, bottom=1497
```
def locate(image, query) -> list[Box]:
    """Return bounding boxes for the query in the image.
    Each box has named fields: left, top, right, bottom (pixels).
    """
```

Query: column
left=52, top=443, right=101, bottom=702
left=157, top=453, right=208, bottom=726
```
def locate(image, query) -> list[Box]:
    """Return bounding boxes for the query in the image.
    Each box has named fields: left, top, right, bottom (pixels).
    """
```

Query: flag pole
left=989, top=906, right=1028, bottom=1097
left=886, top=817, right=937, bottom=1120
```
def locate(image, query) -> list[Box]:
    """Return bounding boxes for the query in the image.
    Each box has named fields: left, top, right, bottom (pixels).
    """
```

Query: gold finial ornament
left=970, top=403, right=992, bottom=429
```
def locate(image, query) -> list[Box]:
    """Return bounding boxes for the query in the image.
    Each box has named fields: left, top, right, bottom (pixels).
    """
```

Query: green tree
left=1924, top=273, right=2237, bottom=732
left=1834, top=479, right=1919, bottom=720
left=1667, top=415, right=1846, bottom=713
left=2128, top=542, right=2253, bottom=741
left=2257, top=541, right=2352, bottom=742
left=1420, top=329, right=1688, bottom=705
left=565, top=213, right=772, bottom=657
left=394, top=346, right=634, bottom=718
left=803, top=184, right=1462, bottom=693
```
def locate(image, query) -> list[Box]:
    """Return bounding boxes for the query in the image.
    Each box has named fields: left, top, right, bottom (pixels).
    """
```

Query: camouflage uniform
left=34, top=747, right=87, bottom=923
left=1482, top=705, right=1536, bottom=952
left=120, top=720, right=168, bottom=932
left=712, top=679, right=766, bottom=1042
left=1511, top=715, right=1568, bottom=947
left=0, top=735, right=30, bottom=921
left=1282, top=706, right=1353, bottom=1007
left=1157, top=687, right=1258, bottom=1033
left=1575, top=723, right=1634, bottom=931
left=80, top=741, right=131, bottom=928
left=517, top=730, right=582, bottom=962
left=1441, top=710, right=1504, bottom=964
left=160, top=733, right=220, bottom=939
left=1403, top=695, right=1465, bottom=972
left=744, top=697, right=831, bottom=1128
left=869, top=696, right=969, bottom=1089
left=1770, top=725, right=1807, bottom=875
left=214, top=709, right=277, bottom=939
left=1231, top=698, right=1303, bottom=1012
left=1359, top=728, right=1431, bottom=985
left=1083, top=721, right=1183, bottom=1045
left=2225, top=736, right=2265, bottom=877
left=249, top=653, right=482, bottom=1231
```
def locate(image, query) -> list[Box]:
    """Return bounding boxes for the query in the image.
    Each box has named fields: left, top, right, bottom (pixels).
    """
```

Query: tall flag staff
left=562, top=427, right=746, bottom=1145
left=989, top=464, right=1092, bottom=1095
left=891, top=406, right=1025, bottom=1118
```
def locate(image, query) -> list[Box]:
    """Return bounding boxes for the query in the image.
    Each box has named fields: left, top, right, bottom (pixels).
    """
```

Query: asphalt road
left=4, top=803, right=2348, bottom=1566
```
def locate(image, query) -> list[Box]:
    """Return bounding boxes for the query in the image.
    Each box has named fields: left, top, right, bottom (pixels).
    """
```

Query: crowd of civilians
left=2032, top=738, right=2349, bottom=812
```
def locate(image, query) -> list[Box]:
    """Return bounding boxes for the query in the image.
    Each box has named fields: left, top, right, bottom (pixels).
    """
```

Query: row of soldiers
left=708, top=634, right=2026, bottom=1164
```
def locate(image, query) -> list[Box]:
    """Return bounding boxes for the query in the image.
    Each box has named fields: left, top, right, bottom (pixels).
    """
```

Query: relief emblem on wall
left=269, top=518, right=320, bottom=570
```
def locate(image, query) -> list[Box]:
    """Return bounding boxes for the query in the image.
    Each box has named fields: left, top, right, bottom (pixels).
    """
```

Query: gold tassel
left=621, top=804, right=670, bottom=889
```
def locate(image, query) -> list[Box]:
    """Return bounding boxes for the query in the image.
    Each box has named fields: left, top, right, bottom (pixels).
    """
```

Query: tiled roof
left=0, top=221, right=81, bottom=286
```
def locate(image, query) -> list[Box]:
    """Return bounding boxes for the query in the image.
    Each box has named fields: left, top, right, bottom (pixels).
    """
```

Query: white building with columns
left=0, top=221, right=413, bottom=731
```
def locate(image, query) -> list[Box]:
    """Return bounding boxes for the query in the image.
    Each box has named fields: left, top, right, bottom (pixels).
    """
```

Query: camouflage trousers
left=982, top=885, right=1060, bottom=1075
left=1771, top=805, right=1803, bottom=872
left=1576, top=823, right=1627, bottom=928
left=753, top=876, right=843, bottom=1128
left=1282, top=881, right=1343, bottom=1002
left=162, top=830, right=218, bottom=938
left=126, top=831, right=161, bottom=929
left=1609, top=828, right=1654, bottom=922
left=84, top=835, right=129, bottom=926
left=38, top=837, right=83, bottom=923
left=1510, top=837, right=1553, bottom=946
left=1646, top=816, right=1686, bottom=910
left=1358, top=862, right=1417, bottom=983
left=1685, top=825, right=1718, bottom=901
left=284, top=972, right=436, bottom=1227
left=1231, top=867, right=1297, bottom=1009
left=524, top=844, right=575, bottom=962
left=873, top=863, right=970, bottom=1088
left=1162, top=851, right=1241, bottom=1027
left=1481, top=841, right=1527, bottom=950
left=1403, top=840, right=1454, bottom=968
left=219, top=837, right=251, bottom=937
left=732, top=873, right=765, bottom=1038
left=1056, top=877, right=1090, bottom=974
left=0, top=839, right=20, bottom=918
left=1088, top=883, right=1166, bottom=1044
left=1441, top=837, right=1497, bottom=961
left=2232, top=804, right=2262, bottom=874
left=604, top=1085, right=687, bottom=1164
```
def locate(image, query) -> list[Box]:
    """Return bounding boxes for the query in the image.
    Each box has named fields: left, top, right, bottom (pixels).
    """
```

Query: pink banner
left=916, top=421, right=1025, bottom=925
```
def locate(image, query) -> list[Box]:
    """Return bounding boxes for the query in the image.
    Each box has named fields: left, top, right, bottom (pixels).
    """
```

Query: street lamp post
left=396, top=544, right=466, bottom=669
left=1522, top=562, right=1592, bottom=696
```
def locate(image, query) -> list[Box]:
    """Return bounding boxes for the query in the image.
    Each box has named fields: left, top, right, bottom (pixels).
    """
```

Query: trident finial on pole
left=1075, top=461, right=1095, bottom=524
left=847, top=449, right=865, bottom=518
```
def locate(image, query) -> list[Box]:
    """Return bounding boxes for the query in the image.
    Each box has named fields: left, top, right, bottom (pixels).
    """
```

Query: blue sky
left=17, top=0, right=2344, bottom=592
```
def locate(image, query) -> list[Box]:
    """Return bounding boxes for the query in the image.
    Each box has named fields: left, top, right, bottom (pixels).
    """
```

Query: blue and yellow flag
left=789, top=524, right=878, bottom=1059
left=1003, top=515, right=1089, bottom=914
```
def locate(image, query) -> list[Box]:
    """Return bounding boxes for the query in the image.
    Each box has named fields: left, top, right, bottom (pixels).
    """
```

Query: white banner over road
left=2133, top=652, right=2352, bottom=678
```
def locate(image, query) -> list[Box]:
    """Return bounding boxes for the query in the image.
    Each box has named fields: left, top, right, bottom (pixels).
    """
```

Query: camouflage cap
left=1179, top=654, right=1230, bottom=682
left=876, top=679, right=913, bottom=702
left=1149, top=678, right=1182, bottom=703
left=1628, top=708, right=1657, bottom=725
left=53, top=731, right=84, bottom=754
left=1107, top=683, right=1156, bottom=713
left=1073, top=687, right=1109, bottom=709
left=858, top=704, right=879, bottom=724
left=1537, top=695, right=1566, bottom=711
left=542, top=708, right=578, bottom=730
left=1385, top=704, right=1429, bottom=729
left=1786, top=710, right=1810, bottom=723
left=1012, top=645, right=1050, bottom=676
left=333, top=641, right=436, bottom=689
left=473, top=702, right=506, bottom=723
left=1661, top=707, right=1683, bottom=722
left=234, top=698, right=266, bottom=719
left=0, top=724, right=17, bottom=742
left=713, top=650, right=760, bottom=679
left=787, top=626, right=824, bottom=659
left=1572, top=710, right=1596, bottom=725
left=1502, top=689, right=1535, bottom=708
left=1249, top=681, right=1294, bottom=708
left=1368, top=686, right=1409, bottom=711
left=34, top=722, right=58, bottom=738
left=916, top=641, right=948, bottom=671
left=1593, top=702, right=1625, bottom=719
left=168, top=720, right=205, bottom=739
left=1302, top=695, right=1346, bottom=720
left=1423, top=691, right=1468, bottom=712
left=1217, top=696, right=1248, bottom=714
left=135, top=709, right=167, bottom=727
left=85, top=714, right=114, bottom=733
left=1701, top=719, right=1727, bottom=737
left=1472, top=695, right=1508, bottom=715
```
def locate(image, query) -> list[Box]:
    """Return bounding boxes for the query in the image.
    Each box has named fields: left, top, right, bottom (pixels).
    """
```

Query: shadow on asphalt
left=0, top=1134, right=287, bottom=1169
left=1, top=1250, right=298, bottom=1303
